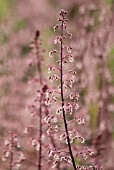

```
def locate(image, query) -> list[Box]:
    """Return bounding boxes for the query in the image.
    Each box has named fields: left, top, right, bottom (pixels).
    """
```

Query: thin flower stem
left=50, top=137, right=61, bottom=170
left=67, top=119, right=75, bottom=125
left=60, top=21, right=77, bottom=170
left=35, top=31, right=43, bottom=85
left=62, top=54, right=72, bottom=60
left=54, top=67, right=61, bottom=71
left=34, top=31, right=43, bottom=170
left=44, top=95, right=61, bottom=170
left=38, top=94, right=42, bottom=170
left=10, top=132, right=14, bottom=170
left=54, top=90, right=61, bottom=95
left=35, top=31, right=61, bottom=170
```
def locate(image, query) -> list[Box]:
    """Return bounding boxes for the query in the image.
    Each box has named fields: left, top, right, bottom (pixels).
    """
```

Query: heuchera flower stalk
left=45, top=9, right=95, bottom=170
left=25, top=31, right=45, bottom=170
left=45, top=9, right=80, bottom=170
left=2, top=131, right=24, bottom=170
left=58, top=10, right=77, bottom=170
left=25, top=30, right=60, bottom=170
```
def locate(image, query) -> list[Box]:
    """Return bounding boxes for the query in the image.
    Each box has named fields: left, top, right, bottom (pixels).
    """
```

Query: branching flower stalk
left=34, top=30, right=61, bottom=170
left=28, top=30, right=44, bottom=170
left=44, top=94, right=61, bottom=170
left=2, top=131, right=24, bottom=170
left=25, top=30, right=60, bottom=170
left=59, top=11, right=77, bottom=170
left=45, top=9, right=94, bottom=169
left=45, top=9, right=80, bottom=169
left=34, top=30, right=43, bottom=170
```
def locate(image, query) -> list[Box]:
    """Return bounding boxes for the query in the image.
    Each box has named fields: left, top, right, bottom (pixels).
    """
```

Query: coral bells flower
left=70, top=92, right=79, bottom=100
left=2, top=151, right=10, bottom=161
left=69, top=68, right=77, bottom=77
left=64, top=103, right=73, bottom=115
left=49, top=50, right=57, bottom=57
left=14, top=162, right=22, bottom=169
left=44, top=9, right=90, bottom=170
left=4, top=139, right=10, bottom=146
left=48, top=65, right=55, bottom=73
left=45, top=90, right=57, bottom=105
left=2, top=132, right=24, bottom=169
left=25, top=30, right=62, bottom=170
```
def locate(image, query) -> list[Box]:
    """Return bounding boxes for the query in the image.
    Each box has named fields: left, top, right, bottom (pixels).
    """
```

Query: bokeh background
left=0, top=0, right=114, bottom=169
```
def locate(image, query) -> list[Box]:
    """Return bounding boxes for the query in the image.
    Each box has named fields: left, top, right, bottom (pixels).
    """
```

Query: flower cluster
left=47, top=124, right=61, bottom=135
left=44, top=9, right=91, bottom=169
left=49, top=50, right=57, bottom=57
left=44, top=114, right=58, bottom=124
left=49, top=74, right=60, bottom=82
left=24, top=30, right=60, bottom=170
left=2, top=132, right=25, bottom=169
left=60, top=131, right=85, bottom=144
left=48, top=149, right=72, bottom=168
left=45, top=90, right=57, bottom=105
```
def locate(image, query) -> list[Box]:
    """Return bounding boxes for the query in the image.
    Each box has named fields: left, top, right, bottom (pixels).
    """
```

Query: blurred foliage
left=105, top=0, right=114, bottom=4
left=109, top=46, right=114, bottom=56
left=0, top=64, right=9, bottom=76
left=3, top=112, right=19, bottom=122
left=79, top=86, right=88, bottom=104
left=42, top=27, right=54, bottom=51
left=86, top=10, right=101, bottom=32
left=74, top=157, right=82, bottom=166
left=89, top=8, right=100, bottom=17
left=96, top=69, right=103, bottom=90
left=112, top=124, right=114, bottom=139
left=85, top=23, right=99, bottom=33
left=13, top=18, right=27, bottom=32
left=0, top=0, right=15, bottom=20
left=41, top=27, right=54, bottom=73
left=108, top=46, right=114, bottom=85
left=68, top=5, right=79, bottom=20
left=0, top=31, right=9, bottom=44
left=85, top=138, right=93, bottom=146
left=88, top=102, right=98, bottom=137
left=0, top=55, right=10, bottom=76
left=48, top=0, right=59, bottom=7
left=0, top=126, right=6, bottom=136
left=21, top=65, right=37, bottom=83
left=108, top=46, right=114, bottom=142
left=20, top=44, right=31, bottom=57
left=1, top=81, right=11, bottom=96
left=0, top=57, right=5, bottom=65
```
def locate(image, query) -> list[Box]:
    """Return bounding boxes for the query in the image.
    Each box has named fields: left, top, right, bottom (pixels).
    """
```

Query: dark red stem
left=60, top=21, right=77, bottom=170
left=35, top=33, right=43, bottom=170
left=10, top=132, right=14, bottom=170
